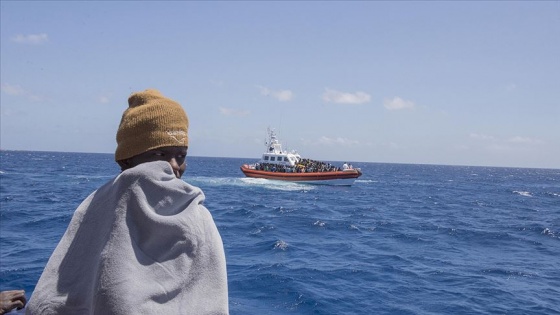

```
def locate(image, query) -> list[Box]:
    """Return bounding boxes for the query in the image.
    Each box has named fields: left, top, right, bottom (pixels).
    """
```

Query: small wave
left=249, top=224, right=275, bottom=236
left=273, top=240, right=288, bottom=250
left=313, top=220, right=326, bottom=227
left=0, top=170, right=4, bottom=174
left=29, top=213, right=71, bottom=225
left=513, top=191, right=532, bottom=197
left=482, top=268, right=538, bottom=278
left=65, top=174, right=114, bottom=180
left=250, top=227, right=263, bottom=235
left=276, top=206, right=294, bottom=214
left=542, top=228, right=557, bottom=238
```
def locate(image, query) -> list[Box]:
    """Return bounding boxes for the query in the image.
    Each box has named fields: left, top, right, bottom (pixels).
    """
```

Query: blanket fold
left=27, top=161, right=228, bottom=315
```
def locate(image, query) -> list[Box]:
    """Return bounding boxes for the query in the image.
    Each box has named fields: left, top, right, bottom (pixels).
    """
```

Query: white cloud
left=219, top=107, right=250, bottom=117
left=469, top=133, right=496, bottom=141
left=1, top=83, right=44, bottom=101
left=317, top=136, right=360, bottom=147
left=383, top=96, right=415, bottom=110
left=322, top=88, right=370, bottom=104
left=508, top=136, right=544, bottom=145
left=1, top=83, right=25, bottom=96
left=486, top=144, right=513, bottom=151
left=469, top=133, right=544, bottom=145
left=469, top=133, right=545, bottom=154
left=210, top=79, right=225, bottom=87
left=384, top=142, right=403, bottom=150
left=12, top=33, right=49, bottom=45
left=505, top=83, right=517, bottom=91
left=258, top=86, right=293, bottom=101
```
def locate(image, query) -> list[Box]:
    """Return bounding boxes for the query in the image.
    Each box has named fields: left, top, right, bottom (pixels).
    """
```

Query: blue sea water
left=1, top=150, right=559, bottom=315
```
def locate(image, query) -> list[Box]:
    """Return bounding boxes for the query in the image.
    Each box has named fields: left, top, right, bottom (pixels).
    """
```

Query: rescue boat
left=240, top=128, right=362, bottom=186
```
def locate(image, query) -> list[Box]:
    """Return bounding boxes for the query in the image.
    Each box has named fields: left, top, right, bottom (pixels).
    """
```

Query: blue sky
left=1, top=1, right=559, bottom=169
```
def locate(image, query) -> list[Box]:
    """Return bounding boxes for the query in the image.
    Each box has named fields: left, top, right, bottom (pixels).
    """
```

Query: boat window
left=270, top=157, right=276, bottom=161
left=284, top=157, right=289, bottom=162
left=264, top=156, right=269, bottom=161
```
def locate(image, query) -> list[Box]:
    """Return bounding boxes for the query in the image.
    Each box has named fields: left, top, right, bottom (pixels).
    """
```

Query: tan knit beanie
left=115, top=89, right=189, bottom=161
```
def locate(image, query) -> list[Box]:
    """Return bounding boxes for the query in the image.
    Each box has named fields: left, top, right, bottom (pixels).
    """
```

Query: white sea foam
left=356, top=179, right=376, bottom=183
left=542, top=228, right=557, bottom=238
left=513, top=191, right=532, bottom=197
left=273, top=240, right=288, bottom=250
left=189, top=176, right=314, bottom=191
left=250, top=227, right=263, bottom=235
left=239, top=178, right=314, bottom=191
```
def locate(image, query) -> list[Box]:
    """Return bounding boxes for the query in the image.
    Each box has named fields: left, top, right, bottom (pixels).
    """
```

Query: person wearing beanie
left=26, top=90, right=229, bottom=315
left=115, top=89, right=190, bottom=178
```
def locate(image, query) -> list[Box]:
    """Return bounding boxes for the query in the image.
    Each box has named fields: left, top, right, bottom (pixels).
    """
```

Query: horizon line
left=1, top=149, right=558, bottom=171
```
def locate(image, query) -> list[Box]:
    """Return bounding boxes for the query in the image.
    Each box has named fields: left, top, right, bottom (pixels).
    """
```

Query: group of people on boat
left=254, top=159, right=341, bottom=173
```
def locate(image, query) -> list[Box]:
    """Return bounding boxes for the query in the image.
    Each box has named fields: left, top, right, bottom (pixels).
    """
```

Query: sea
left=1, top=150, right=559, bottom=315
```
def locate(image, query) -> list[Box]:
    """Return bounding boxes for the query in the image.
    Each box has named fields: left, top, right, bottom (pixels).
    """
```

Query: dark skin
left=0, top=290, right=26, bottom=314
left=117, top=146, right=188, bottom=179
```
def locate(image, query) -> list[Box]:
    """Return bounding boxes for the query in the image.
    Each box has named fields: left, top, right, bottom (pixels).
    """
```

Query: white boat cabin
left=259, top=129, right=301, bottom=167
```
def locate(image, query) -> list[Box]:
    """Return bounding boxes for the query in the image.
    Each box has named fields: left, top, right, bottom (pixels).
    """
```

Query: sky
left=1, top=1, right=559, bottom=169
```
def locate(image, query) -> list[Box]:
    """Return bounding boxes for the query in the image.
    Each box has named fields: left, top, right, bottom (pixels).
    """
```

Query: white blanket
left=27, top=161, right=228, bottom=315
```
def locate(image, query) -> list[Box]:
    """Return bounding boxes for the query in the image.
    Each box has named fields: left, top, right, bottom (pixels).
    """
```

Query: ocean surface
left=1, top=151, right=559, bottom=315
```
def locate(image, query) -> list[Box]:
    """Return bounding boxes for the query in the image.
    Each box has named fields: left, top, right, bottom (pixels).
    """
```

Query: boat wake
left=189, top=176, right=315, bottom=191
left=355, top=179, right=375, bottom=183
left=240, top=178, right=315, bottom=191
